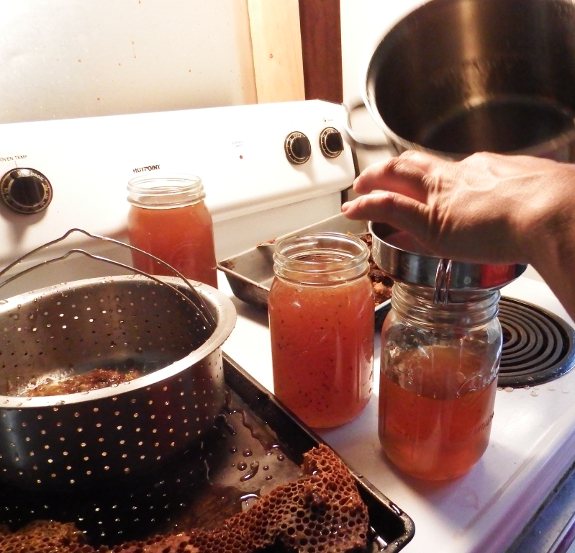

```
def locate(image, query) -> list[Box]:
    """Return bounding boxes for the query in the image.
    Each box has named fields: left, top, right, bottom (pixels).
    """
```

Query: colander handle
left=0, top=228, right=217, bottom=331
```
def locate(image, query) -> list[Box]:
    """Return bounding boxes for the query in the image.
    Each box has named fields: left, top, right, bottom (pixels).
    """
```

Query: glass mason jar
left=127, top=173, right=218, bottom=288
left=269, top=232, right=375, bottom=429
left=379, top=283, right=502, bottom=480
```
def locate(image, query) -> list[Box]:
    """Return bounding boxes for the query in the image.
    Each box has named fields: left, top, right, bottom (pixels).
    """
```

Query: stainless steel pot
left=347, top=0, right=575, bottom=161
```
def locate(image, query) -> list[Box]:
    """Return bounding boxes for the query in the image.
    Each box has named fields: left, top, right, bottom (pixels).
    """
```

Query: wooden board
left=247, top=0, right=305, bottom=103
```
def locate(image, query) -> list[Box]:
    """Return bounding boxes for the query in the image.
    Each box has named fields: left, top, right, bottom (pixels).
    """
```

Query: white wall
left=340, top=0, right=425, bottom=106
left=1, top=1, right=425, bottom=127
left=0, top=1, right=429, bottom=127
left=339, top=0, right=425, bottom=169
left=0, top=0, right=257, bottom=123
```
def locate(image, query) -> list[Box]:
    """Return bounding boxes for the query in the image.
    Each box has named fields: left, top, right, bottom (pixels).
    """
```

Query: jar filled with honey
left=379, top=283, right=502, bottom=480
left=269, top=232, right=375, bottom=429
left=127, top=174, right=218, bottom=288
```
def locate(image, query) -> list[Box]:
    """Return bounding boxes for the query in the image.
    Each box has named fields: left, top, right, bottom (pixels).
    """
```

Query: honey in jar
left=127, top=174, right=218, bottom=288
left=379, top=283, right=502, bottom=480
left=269, top=232, right=375, bottom=429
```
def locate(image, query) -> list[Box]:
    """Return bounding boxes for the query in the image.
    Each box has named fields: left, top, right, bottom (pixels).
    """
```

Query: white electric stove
left=0, top=100, right=574, bottom=553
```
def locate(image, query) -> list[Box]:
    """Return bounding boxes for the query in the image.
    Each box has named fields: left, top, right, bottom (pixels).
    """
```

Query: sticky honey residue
left=18, top=368, right=141, bottom=397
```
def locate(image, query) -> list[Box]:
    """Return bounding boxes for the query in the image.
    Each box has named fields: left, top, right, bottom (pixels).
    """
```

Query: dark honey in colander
left=18, top=368, right=141, bottom=397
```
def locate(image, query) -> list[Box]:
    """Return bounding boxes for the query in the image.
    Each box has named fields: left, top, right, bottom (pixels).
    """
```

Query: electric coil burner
left=498, top=296, right=575, bottom=388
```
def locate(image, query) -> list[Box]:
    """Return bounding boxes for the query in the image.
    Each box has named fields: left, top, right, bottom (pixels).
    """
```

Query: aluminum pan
left=0, top=353, right=415, bottom=551
left=217, top=214, right=391, bottom=326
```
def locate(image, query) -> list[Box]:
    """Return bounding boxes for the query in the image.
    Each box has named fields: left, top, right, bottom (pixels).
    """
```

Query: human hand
left=342, top=150, right=575, bottom=267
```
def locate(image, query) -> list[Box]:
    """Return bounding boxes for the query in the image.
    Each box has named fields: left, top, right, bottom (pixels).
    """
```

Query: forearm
left=523, top=216, right=575, bottom=323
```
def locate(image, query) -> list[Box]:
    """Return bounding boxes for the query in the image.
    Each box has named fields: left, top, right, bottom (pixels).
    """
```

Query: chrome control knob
left=319, top=127, right=344, bottom=158
left=285, top=132, right=312, bottom=164
left=0, top=168, right=53, bottom=214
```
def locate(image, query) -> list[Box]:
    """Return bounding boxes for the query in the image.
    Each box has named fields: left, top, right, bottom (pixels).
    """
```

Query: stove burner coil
left=498, top=297, right=575, bottom=387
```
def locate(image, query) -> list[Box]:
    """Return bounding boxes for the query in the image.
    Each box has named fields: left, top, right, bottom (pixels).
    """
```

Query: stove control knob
left=320, top=127, right=344, bottom=158
left=0, top=168, right=53, bottom=214
left=285, top=132, right=312, bottom=164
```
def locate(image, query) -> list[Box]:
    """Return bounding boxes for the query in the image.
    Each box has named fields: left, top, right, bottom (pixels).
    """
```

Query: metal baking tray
left=218, top=214, right=392, bottom=329
left=0, top=353, right=415, bottom=551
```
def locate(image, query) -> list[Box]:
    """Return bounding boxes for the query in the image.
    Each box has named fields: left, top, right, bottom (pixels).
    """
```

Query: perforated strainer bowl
left=0, top=270, right=236, bottom=491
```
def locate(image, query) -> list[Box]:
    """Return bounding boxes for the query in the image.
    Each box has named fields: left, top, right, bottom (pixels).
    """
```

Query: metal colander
left=0, top=230, right=236, bottom=491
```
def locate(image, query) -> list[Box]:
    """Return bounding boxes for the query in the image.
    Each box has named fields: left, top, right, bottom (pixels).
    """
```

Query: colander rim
left=0, top=275, right=237, bottom=408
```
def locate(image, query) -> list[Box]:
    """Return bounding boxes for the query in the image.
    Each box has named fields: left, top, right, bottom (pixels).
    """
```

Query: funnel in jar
left=369, top=221, right=526, bottom=291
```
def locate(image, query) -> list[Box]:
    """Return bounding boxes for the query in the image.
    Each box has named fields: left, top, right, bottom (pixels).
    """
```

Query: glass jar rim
left=273, top=232, right=370, bottom=285
left=391, top=282, right=501, bottom=328
left=127, top=173, right=205, bottom=208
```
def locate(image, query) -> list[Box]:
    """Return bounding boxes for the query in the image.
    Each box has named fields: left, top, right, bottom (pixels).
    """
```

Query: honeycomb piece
left=0, top=520, right=86, bottom=552
left=110, top=444, right=369, bottom=553
left=2, top=445, right=370, bottom=553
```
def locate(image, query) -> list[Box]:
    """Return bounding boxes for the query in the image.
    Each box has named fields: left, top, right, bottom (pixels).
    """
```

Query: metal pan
left=218, top=214, right=392, bottom=329
left=0, top=354, right=415, bottom=551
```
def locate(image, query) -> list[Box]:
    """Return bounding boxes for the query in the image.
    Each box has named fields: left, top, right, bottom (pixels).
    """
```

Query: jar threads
left=127, top=173, right=205, bottom=209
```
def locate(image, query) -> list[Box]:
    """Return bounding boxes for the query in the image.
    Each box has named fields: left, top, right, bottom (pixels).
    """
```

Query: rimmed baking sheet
left=0, top=353, right=414, bottom=551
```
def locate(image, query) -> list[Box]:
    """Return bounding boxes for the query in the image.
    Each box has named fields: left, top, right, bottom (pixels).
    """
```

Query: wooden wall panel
left=247, top=0, right=305, bottom=103
left=298, top=0, right=343, bottom=103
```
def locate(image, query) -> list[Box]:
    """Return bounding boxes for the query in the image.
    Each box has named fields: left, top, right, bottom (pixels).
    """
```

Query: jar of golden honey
left=269, top=232, right=375, bottom=429
left=127, top=174, right=218, bottom=288
left=379, top=283, right=502, bottom=480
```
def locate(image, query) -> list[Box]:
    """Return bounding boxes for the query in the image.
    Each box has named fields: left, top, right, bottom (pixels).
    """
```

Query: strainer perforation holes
left=0, top=272, right=233, bottom=490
